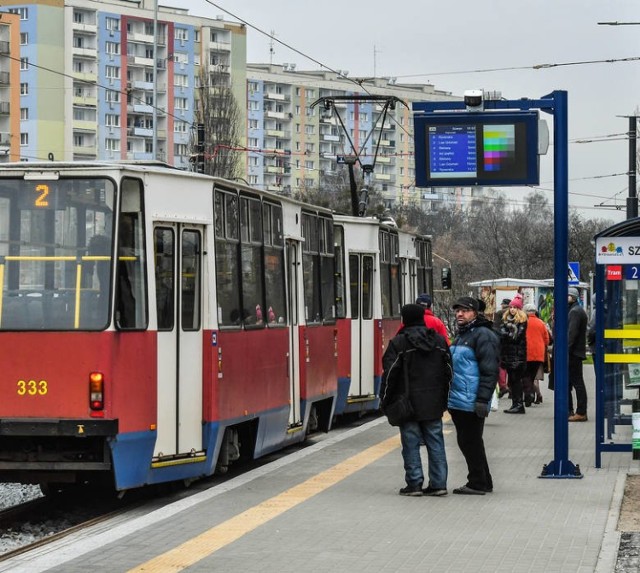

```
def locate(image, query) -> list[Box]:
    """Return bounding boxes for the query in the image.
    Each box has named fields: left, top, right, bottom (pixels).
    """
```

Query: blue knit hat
left=416, top=293, right=432, bottom=308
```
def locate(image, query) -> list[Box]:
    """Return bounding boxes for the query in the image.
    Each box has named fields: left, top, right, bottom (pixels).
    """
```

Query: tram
left=0, top=162, right=433, bottom=491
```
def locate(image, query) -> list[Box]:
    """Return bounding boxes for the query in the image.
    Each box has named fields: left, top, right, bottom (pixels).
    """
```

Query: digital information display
left=414, top=111, right=539, bottom=187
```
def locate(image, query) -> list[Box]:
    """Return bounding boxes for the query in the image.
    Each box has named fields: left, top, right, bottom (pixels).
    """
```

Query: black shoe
left=504, top=403, right=525, bottom=414
left=453, top=485, right=486, bottom=495
left=399, top=484, right=423, bottom=496
left=422, top=486, right=447, bottom=497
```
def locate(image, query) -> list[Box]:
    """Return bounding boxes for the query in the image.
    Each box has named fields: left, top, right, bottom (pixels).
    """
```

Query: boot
left=504, top=402, right=526, bottom=414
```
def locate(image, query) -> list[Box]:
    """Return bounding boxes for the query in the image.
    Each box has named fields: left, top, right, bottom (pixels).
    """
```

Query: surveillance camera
left=464, top=89, right=484, bottom=112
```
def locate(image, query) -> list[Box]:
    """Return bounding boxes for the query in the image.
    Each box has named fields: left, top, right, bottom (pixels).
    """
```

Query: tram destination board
left=413, top=111, right=540, bottom=187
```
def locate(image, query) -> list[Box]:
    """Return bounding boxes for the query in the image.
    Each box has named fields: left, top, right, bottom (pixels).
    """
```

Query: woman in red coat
left=522, top=303, right=550, bottom=406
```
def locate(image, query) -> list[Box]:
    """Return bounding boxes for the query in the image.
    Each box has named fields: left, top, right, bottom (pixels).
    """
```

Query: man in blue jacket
left=449, top=296, right=500, bottom=495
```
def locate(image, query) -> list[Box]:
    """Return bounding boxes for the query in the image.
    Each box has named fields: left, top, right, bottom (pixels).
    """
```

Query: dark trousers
left=522, top=361, right=543, bottom=397
left=506, top=364, right=527, bottom=404
left=568, top=354, right=588, bottom=416
left=450, top=409, right=492, bottom=491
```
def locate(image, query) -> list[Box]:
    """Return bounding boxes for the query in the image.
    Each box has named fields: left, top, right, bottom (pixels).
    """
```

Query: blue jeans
left=399, top=419, right=448, bottom=489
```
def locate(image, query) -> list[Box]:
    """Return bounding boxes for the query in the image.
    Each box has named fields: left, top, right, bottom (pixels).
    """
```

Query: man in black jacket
left=568, top=287, right=589, bottom=421
left=381, top=304, right=452, bottom=497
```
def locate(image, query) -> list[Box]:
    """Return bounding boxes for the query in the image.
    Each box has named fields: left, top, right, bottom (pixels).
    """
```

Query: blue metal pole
left=540, top=90, right=582, bottom=478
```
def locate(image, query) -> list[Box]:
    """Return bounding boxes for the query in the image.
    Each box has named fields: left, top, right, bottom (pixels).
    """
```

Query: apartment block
left=0, top=0, right=246, bottom=167
left=0, top=11, right=20, bottom=162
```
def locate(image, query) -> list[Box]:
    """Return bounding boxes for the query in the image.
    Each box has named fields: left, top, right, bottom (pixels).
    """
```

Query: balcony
left=73, top=95, right=97, bottom=106
left=266, top=129, right=285, bottom=138
left=127, top=55, right=154, bottom=68
left=265, top=111, right=285, bottom=119
left=73, top=71, right=97, bottom=83
left=0, top=102, right=9, bottom=115
left=374, top=173, right=391, bottom=181
left=129, top=31, right=154, bottom=44
left=127, top=126, right=154, bottom=137
left=377, top=156, right=391, bottom=164
left=132, top=104, right=154, bottom=114
left=266, top=165, right=284, bottom=174
left=72, top=46, right=97, bottom=59
left=73, top=145, right=97, bottom=156
left=0, top=71, right=9, bottom=85
left=132, top=80, right=154, bottom=91
left=72, top=22, right=97, bottom=34
left=0, top=132, right=10, bottom=147
left=73, top=120, right=96, bottom=132
left=322, top=134, right=340, bottom=142
left=0, top=41, right=10, bottom=55
left=265, top=92, right=286, bottom=101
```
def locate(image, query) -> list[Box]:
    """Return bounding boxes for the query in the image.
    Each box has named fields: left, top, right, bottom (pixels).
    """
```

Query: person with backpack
left=380, top=304, right=452, bottom=497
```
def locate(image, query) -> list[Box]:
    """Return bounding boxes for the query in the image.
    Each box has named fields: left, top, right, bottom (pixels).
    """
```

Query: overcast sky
left=184, top=0, right=639, bottom=223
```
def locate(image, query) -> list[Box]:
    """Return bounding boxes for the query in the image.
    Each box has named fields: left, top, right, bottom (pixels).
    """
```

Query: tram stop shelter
left=594, top=219, right=640, bottom=466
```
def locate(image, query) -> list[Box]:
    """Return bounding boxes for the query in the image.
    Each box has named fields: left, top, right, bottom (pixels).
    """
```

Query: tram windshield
left=0, top=177, right=116, bottom=331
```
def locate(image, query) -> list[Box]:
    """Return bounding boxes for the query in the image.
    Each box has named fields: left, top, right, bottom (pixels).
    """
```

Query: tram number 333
left=17, top=380, right=48, bottom=395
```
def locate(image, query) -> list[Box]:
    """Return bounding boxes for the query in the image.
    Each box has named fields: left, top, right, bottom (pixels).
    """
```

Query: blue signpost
left=413, top=91, right=581, bottom=478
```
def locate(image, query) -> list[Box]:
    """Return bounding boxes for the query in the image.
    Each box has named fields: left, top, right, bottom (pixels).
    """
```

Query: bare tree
left=192, top=68, right=242, bottom=180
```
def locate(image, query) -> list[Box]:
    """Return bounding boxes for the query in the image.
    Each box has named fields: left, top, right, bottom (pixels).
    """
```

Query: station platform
left=2, top=368, right=636, bottom=573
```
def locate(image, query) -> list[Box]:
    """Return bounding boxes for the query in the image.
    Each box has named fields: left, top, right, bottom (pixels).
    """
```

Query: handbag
left=543, top=347, right=551, bottom=374
left=382, top=352, right=414, bottom=426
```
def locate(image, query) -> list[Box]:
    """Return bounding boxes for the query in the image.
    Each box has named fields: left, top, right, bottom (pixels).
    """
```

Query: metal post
left=628, top=116, right=638, bottom=219
left=540, top=90, right=582, bottom=478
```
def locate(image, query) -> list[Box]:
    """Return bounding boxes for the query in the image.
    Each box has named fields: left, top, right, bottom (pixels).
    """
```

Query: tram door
left=153, top=224, right=204, bottom=457
left=286, top=239, right=302, bottom=426
left=349, top=253, right=375, bottom=397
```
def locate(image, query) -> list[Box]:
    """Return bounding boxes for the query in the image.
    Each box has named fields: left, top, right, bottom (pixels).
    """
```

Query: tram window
left=214, top=192, right=224, bottom=237
left=0, top=178, right=115, bottom=331
left=215, top=240, right=240, bottom=326
left=390, top=234, right=401, bottom=316
left=115, top=178, right=148, bottom=330
left=334, top=225, right=346, bottom=319
left=225, top=194, right=239, bottom=240
left=320, top=218, right=335, bottom=322
left=240, top=196, right=265, bottom=327
left=263, top=202, right=285, bottom=325
left=349, top=255, right=359, bottom=319
left=154, top=227, right=174, bottom=331
left=181, top=229, right=201, bottom=331
left=302, top=213, right=321, bottom=324
left=362, top=255, right=374, bottom=320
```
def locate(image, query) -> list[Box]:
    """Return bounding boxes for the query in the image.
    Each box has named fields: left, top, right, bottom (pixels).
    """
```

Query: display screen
left=414, top=112, right=539, bottom=187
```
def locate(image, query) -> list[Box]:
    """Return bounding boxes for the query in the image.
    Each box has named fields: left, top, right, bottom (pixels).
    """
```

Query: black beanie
left=401, top=304, right=425, bottom=327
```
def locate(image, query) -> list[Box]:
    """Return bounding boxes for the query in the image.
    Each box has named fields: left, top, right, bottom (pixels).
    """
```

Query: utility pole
left=628, top=115, right=638, bottom=219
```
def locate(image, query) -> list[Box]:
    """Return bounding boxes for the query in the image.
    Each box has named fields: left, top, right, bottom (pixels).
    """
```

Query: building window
left=20, top=133, right=28, bottom=146
left=74, top=135, right=85, bottom=147
left=73, top=11, right=83, bottom=24
left=105, top=66, right=120, bottom=79
left=20, top=58, right=29, bottom=71
left=73, top=36, right=84, bottom=49
left=248, top=138, right=258, bottom=148
left=305, top=160, right=314, bottom=170
left=8, top=7, right=28, bottom=19
left=106, top=114, right=120, bottom=127
left=248, top=119, right=259, bottom=130
left=304, top=89, right=314, bottom=98
left=106, top=17, right=120, bottom=31
left=248, top=81, right=259, bottom=93
left=106, top=89, right=120, bottom=103
left=175, top=97, right=188, bottom=111
left=20, top=108, right=28, bottom=120
left=20, top=83, right=28, bottom=95
left=174, top=121, right=187, bottom=133
left=105, top=138, right=120, bottom=151
left=73, top=61, right=84, bottom=73
left=20, top=33, right=28, bottom=45
left=194, top=30, right=200, bottom=42
left=106, top=42, right=120, bottom=55
left=175, top=28, right=188, bottom=41
left=174, top=143, right=188, bottom=156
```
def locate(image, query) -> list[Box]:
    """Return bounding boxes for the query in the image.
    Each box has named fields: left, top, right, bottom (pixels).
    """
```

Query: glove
left=474, top=401, right=490, bottom=418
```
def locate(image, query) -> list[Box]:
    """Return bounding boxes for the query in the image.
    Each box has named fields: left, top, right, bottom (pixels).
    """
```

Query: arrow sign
left=568, top=261, right=580, bottom=285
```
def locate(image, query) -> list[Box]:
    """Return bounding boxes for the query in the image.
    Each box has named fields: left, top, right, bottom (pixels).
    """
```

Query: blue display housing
left=413, top=111, right=540, bottom=187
